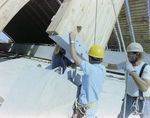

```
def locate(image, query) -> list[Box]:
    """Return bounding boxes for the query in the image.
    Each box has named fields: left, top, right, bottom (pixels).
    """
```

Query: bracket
left=49, top=33, right=89, bottom=62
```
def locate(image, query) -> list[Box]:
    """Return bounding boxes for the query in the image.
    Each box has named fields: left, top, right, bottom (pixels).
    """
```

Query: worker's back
left=79, top=61, right=106, bottom=114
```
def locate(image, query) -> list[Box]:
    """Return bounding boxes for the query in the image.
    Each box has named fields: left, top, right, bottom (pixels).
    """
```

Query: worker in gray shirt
left=52, top=44, right=75, bottom=74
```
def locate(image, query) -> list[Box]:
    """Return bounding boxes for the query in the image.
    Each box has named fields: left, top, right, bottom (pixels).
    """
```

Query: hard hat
left=88, top=45, right=104, bottom=58
left=127, top=42, right=143, bottom=52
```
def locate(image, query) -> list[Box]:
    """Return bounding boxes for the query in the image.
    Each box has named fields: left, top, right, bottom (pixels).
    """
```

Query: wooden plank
left=46, top=0, right=73, bottom=35
left=0, top=0, right=29, bottom=32
left=46, top=0, right=125, bottom=49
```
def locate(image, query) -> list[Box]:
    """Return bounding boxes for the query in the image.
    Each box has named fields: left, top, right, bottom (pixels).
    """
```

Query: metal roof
left=108, top=0, right=150, bottom=53
left=2, top=0, right=150, bottom=53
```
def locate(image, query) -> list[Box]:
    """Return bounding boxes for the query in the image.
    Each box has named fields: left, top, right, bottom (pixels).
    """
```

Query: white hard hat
left=127, top=42, right=143, bottom=52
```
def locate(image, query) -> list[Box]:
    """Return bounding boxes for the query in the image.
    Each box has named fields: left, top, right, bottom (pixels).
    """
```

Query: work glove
left=124, top=61, right=135, bottom=75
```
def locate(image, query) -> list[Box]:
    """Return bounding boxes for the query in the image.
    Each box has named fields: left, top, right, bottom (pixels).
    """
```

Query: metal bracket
left=49, top=33, right=89, bottom=62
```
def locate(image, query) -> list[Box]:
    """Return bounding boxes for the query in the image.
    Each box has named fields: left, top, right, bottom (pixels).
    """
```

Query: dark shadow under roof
left=3, top=0, right=63, bottom=44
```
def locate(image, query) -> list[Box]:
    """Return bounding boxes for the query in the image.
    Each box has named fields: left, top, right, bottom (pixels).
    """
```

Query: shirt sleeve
left=80, top=61, right=94, bottom=75
left=142, top=65, right=150, bottom=80
left=117, top=61, right=126, bottom=70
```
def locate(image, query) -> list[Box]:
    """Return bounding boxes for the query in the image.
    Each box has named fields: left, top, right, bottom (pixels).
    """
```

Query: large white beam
left=0, top=65, right=76, bottom=118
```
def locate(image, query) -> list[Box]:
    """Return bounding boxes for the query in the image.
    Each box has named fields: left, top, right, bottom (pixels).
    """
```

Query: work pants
left=117, top=95, right=150, bottom=118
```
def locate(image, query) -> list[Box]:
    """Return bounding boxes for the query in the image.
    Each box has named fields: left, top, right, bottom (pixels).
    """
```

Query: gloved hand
left=124, top=61, right=136, bottom=74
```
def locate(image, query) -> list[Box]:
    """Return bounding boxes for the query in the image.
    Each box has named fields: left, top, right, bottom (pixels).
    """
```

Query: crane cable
left=111, top=0, right=129, bottom=118
left=94, top=0, right=98, bottom=45
left=94, top=1, right=129, bottom=117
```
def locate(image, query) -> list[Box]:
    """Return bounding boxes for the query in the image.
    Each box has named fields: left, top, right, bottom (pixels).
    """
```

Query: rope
left=94, top=0, right=98, bottom=45
left=111, top=0, right=129, bottom=118
left=73, top=63, right=77, bottom=82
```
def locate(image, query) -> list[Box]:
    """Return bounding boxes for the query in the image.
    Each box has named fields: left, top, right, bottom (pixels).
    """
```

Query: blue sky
left=0, top=32, right=10, bottom=41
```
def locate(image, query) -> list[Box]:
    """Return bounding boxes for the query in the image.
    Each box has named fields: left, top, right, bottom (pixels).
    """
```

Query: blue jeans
left=117, top=95, right=150, bottom=118
left=86, top=114, right=95, bottom=118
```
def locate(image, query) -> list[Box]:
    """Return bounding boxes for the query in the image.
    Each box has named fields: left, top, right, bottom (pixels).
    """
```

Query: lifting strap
left=75, top=98, right=97, bottom=111
left=94, top=0, right=98, bottom=45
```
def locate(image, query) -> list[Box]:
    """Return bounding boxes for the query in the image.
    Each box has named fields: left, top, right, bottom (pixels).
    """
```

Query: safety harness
left=72, top=98, right=97, bottom=118
left=130, top=63, right=148, bottom=115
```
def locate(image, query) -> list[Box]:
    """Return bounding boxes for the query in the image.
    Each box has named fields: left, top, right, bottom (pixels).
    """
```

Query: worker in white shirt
left=102, top=42, right=150, bottom=118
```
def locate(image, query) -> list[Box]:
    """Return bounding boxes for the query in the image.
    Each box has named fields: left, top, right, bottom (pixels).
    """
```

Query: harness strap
left=61, top=56, right=66, bottom=74
left=139, top=63, right=148, bottom=99
left=73, top=98, right=97, bottom=116
left=130, top=63, right=148, bottom=115
left=76, top=100, right=97, bottom=110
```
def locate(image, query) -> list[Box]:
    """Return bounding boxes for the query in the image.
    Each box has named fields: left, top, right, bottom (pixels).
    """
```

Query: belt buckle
left=139, top=96, right=144, bottom=101
left=85, top=106, right=89, bottom=110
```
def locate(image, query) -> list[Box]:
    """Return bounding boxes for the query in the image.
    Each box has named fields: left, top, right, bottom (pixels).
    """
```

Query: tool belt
left=127, top=94, right=150, bottom=102
left=71, top=99, right=97, bottom=118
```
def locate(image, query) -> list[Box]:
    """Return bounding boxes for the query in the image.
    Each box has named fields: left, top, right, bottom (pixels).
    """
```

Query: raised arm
left=70, top=32, right=82, bottom=66
left=54, top=44, right=60, bottom=54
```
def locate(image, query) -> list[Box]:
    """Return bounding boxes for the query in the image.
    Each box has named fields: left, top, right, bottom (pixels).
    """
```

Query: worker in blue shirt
left=70, top=31, right=106, bottom=118
left=52, top=44, right=75, bottom=74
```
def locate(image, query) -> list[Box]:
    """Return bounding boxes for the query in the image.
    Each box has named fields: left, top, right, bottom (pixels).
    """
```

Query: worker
left=102, top=42, right=150, bottom=118
left=52, top=44, right=75, bottom=74
left=70, top=31, right=106, bottom=118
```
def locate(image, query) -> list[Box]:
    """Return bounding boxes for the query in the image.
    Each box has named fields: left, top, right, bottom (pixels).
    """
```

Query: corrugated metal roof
left=108, top=0, right=150, bottom=53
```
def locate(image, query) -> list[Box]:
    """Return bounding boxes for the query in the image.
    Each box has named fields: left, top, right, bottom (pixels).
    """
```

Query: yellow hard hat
left=88, top=45, right=104, bottom=58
